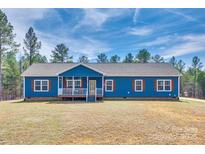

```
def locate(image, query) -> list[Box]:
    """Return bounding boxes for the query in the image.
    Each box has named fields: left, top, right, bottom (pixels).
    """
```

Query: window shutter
left=154, top=80, right=157, bottom=91
left=143, top=80, right=145, bottom=91
left=49, top=80, right=52, bottom=91
left=132, top=80, right=135, bottom=91
left=81, top=79, right=83, bottom=88
left=113, top=80, right=116, bottom=91
left=64, top=79, right=66, bottom=88
left=172, top=80, right=174, bottom=91
left=32, top=80, right=34, bottom=91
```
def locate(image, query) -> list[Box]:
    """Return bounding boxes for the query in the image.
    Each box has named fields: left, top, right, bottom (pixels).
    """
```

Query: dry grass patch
left=0, top=99, right=205, bottom=144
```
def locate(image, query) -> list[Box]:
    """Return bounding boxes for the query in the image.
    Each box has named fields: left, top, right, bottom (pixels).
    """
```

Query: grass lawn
left=0, top=99, right=205, bottom=144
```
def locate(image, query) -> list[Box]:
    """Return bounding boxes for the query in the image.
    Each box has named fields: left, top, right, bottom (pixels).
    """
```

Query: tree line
left=0, top=9, right=205, bottom=100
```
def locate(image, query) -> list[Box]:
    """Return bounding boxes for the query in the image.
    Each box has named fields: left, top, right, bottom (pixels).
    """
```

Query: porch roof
left=22, top=63, right=181, bottom=77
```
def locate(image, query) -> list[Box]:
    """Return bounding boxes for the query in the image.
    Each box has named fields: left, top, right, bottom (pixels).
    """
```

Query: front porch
left=57, top=76, right=104, bottom=101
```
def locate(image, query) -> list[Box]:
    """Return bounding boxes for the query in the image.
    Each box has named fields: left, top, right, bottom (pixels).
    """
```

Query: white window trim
left=34, top=80, right=49, bottom=92
left=66, top=79, right=73, bottom=88
left=157, top=79, right=172, bottom=92
left=105, top=80, right=113, bottom=92
left=66, top=79, right=81, bottom=88
left=135, top=79, right=143, bottom=92
left=74, top=79, right=81, bottom=88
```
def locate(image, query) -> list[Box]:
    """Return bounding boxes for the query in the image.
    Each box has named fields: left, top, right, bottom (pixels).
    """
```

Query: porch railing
left=96, top=88, right=103, bottom=97
left=59, top=88, right=87, bottom=96
left=58, top=88, right=103, bottom=97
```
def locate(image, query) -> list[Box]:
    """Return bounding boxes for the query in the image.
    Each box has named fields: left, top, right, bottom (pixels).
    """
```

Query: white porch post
left=58, top=76, right=60, bottom=95
left=62, top=77, right=63, bottom=88
left=86, top=76, right=88, bottom=102
left=72, top=76, right=74, bottom=95
left=61, top=76, right=64, bottom=96
left=102, top=76, right=104, bottom=97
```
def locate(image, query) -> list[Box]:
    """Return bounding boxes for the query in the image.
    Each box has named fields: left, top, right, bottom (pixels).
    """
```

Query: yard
left=0, top=98, right=205, bottom=144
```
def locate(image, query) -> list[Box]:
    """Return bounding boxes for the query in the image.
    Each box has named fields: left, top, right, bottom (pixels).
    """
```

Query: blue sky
left=3, top=8, right=205, bottom=67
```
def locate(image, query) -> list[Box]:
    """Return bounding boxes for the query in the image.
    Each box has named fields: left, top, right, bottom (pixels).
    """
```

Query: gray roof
left=21, top=63, right=181, bottom=77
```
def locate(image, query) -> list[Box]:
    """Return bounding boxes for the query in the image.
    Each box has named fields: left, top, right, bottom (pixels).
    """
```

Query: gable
left=59, top=64, right=103, bottom=77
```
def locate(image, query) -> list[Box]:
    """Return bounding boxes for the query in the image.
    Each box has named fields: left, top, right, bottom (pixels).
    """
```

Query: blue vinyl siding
left=59, top=65, right=103, bottom=77
left=104, top=76, right=178, bottom=98
left=25, top=77, right=58, bottom=97
left=24, top=64, right=179, bottom=99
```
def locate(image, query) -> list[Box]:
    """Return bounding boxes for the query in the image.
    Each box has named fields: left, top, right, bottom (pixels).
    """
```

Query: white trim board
left=34, top=80, right=49, bottom=92
left=105, top=79, right=113, bottom=92
left=156, top=79, right=172, bottom=92
left=134, top=79, right=143, bottom=92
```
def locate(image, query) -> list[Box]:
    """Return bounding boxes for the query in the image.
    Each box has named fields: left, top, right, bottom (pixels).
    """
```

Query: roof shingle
left=21, top=63, right=181, bottom=77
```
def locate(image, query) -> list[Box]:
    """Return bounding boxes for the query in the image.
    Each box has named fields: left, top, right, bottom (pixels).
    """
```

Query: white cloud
left=137, top=33, right=205, bottom=58
left=162, top=34, right=205, bottom=58
left=133, top=9, right=141, bottom=24
left=138, top=35, right=174, bottom=46
left=128, top=27, right=153, bottom=36
left=3, top=9, right=109, bottom=61
left=74, top=9, right=131, bottom=30
left=164, top=9, right=196, bottom=22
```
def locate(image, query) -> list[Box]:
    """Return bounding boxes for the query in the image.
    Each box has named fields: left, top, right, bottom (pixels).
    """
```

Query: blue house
left=22, top=63, right=181, bottom=101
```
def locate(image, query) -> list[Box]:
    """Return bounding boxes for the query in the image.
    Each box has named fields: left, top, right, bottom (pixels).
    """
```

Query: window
left=157, top=80, right=171, bottom=92
left=66, top=80, right=73, bottom=88
left=135, top=80, right=143, bottom=92
left=74, top=80, right=81, bottom=88
left=165, top=80, right=171, bottom=91
left=157, top=80, right=164, bottom=91
left=34, top=80, right=49, bottom=92
left=35, top=81, right=41, bottom=91
left=66, top=79, right=81, bottom=88
left=105, top=80, right=113, bottom=92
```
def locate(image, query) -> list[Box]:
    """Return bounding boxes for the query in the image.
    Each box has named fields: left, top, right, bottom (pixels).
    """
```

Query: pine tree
left=123, top=53, right=134, bottom=63
left=136, top=49, right=151, bottom=63
left=78, top=55, right=89, bottom=63
left=2, top=51, right=20, bottom=99
left=50, top=44, right=72, bottom=63
left=0, top=9, right=18, bottom=100
left=110, top=55, right=120, bottom=63
left=152, top=54, right=164, bottom=63
left=97, top=53, right=108, bottom=63
left=23, top=27, right=41, bottom=66
left=169, top=56, right=177, bottom=68
left=176, top=60, right=186, bottom=74
left=191, top=56, right=203, bottom=97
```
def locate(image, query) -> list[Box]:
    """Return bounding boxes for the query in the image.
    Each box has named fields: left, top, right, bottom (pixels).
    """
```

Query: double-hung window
left=135, top=80, right=143, bottom=92
left=66, top=79, right=81, bottom=88
left=105, top=80, right=113, bottom=92
left=34, top=80, right=49, bottom=92
left=157, top=80, right=171, bottom=92
left=66, top=80, right=73, bottom=88
left=74, top=80, right=81, bottom=88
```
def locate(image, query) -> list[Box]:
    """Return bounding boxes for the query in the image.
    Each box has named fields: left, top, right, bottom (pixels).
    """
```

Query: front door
left=89, top=80, right=96, bottom=96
